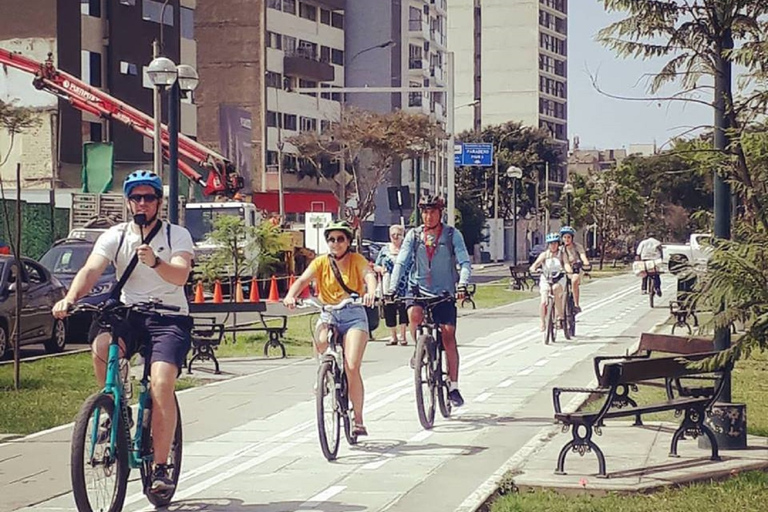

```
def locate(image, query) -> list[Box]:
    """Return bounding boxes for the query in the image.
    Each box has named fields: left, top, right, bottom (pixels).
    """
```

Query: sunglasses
left=326, top=236, right=347, bottom=244
left=128, top=193, right=159, bottom=204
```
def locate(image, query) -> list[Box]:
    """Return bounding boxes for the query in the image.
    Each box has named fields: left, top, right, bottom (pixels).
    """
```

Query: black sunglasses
left=326, top=236, right=347, bottom=244
left=128, top=193, right=159, bottom=203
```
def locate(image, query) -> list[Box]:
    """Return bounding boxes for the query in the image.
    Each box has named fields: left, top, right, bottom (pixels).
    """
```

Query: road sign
left=455, top=143, right=494, bottom=167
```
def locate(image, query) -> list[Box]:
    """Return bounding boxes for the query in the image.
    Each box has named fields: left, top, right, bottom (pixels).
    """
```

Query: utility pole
left=152, top=40, right=162, bottom=179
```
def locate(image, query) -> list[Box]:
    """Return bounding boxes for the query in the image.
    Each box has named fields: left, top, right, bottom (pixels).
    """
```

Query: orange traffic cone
left=267, top=275, right=279, bottom=303
left=235, top=279, right=245, bottom=303
left=213, top=279, right=223, bottom=304
left=249, top=277, right=261, bottom=302
left=288, top=274, right=296, bottom=289
left=299, top=281, right=311, bottom=299
left=193, top=280, right=204, bottom=303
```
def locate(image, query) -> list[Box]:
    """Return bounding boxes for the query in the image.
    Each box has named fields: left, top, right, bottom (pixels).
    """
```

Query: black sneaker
left=96, top=406, right=133, bottom=444
left=656, top=289, right=662, bottom=297
left=448, top=389, right=465, bottom=407
left=574, top=305, right=582, bottom=314
left=150, top=464, right=175, bottom=495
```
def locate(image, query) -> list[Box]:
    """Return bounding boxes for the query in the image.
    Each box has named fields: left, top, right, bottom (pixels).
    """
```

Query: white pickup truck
left=662, top=233, right=713, bottom=270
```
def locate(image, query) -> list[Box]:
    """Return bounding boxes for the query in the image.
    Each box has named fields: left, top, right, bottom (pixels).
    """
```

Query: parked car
left=662, top=233, right=713, bottom=272
left=0, top=256, right=68, bottom=359
left=353, top=239, right=385, bottom=263
left=39, top=238, right=115, bottom=343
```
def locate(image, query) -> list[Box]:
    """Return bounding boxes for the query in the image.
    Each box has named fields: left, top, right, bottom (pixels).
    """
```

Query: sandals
left=352, top=424, right=368, bottom=437
left=399, top=338, right=408, bottom=346
left=387, top=337, right=398, bottom=346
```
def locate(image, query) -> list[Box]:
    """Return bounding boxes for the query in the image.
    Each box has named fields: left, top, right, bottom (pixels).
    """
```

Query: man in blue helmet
left=559, top=226, right=590, bottom=313
left=53, top=170, right=194, bottom=497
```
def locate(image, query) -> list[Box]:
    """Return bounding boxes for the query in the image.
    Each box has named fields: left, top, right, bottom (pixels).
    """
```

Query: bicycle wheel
left=563, top=295, right=575, bottom=340
left=140, top=394, right=183, bottom=507
left=340, top=373, right=357, bottom=446
left=316, top=359, right=341, bottom=461
left=71, top=393, right=129, bottom=512
left=649, top=281, right=655, bottom=308
left=436, top=346, right=452, bottom=419
left=544, top=297, right=556, bottom=345
left=414, top=334, right=437, bottom=429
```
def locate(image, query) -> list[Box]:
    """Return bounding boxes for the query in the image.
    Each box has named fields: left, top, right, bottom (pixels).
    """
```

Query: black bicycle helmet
left=418, top=194, right=445, bottom=209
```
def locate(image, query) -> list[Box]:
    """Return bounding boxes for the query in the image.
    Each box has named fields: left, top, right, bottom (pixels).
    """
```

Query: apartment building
left=0, top=0, right=196, bottom=188
left=448, top=0, right=568, bottom=150
left=196, top=0, right=345, bottom=219
left=345, top=0, right=448, bottom=235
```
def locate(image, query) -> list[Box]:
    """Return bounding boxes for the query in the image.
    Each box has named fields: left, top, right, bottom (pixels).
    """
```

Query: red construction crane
left=0, top=48, right=244, bottom=197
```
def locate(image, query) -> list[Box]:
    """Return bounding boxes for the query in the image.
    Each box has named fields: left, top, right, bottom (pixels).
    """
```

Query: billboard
left=219, top=104, right=253, bottom=193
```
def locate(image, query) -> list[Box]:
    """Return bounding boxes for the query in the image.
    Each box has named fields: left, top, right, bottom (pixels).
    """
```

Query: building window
left=266, top=111, right=281, bottom=128
left=331, top=48, right=344, bottom=66
left=409, top=6, right=422, bottom=30
left=320, top=46, right=331, bottom=63
left=299, top=2, right=317, bottom=21
left=331, top=92, right=342, bottom=102
left=320, top=8, right=331, bottom=25
left=120, top=61, right=138, bottom=75
left=81, top=50, right=102, bottom=87
left=298, top=79, right=317, bottom=97
left=266, top=151, right=279, bottom=171
left=299, top=116, right=317, bottom=132
left=82, top=121, right=103, bottom=142
left=408, top=44, right=422, bottom=69
left=283, top=0, right=296, bottom=15
left=283, top=35, right=297, bottom=54
left=267, top=31, right=282, bottom=49
left=331, top=12, right=344, bottom=29
left=142, top=0, right=173, bottom=26
left=297, top=40, right=318, bottom=59
left=267, top=0, right=282, bottom=9
left=283, top=114, right=298, bottom=131
left=320, top=119, right=331, bottom=132
left=408, top=81, right=422, bottom=107
left=81, top=0, right=101, bottom=17
left=181, top=7, right=194, bottom=39
left=266, top=71, right=283, bottom=88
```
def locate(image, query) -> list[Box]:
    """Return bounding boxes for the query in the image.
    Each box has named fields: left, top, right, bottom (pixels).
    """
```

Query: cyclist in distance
left=636, top=232, right=664, bottom=296
left=530, top=232, right=572, bottom=331
left=283, top=220, right=377, bottom=437
left=52, top=170, right=195, bottom=496
left=559, top=226, right=590, bottom=313
left=386, top=195, right=472, bottom=407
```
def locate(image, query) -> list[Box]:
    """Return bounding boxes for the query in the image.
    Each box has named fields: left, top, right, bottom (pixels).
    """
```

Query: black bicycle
left=397, top=293, right=455, bottom=430
left=300, top=297, right=363, bottom=461
left=68, top=300, right=183, bottom=512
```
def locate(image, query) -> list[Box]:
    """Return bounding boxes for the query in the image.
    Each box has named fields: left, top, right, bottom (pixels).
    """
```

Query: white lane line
left=362, top=453, right=396, bottom=470
left=475, top=392, right=492, bottom=403
left=497, top=379, right=515, bottom=388
left=518, top=368, right=534, bottom=376
left=409, top=430, right=434, bottom=443
left=533, top=358, right=549, bottom=367
left=303, top=485, right=347, bottom=505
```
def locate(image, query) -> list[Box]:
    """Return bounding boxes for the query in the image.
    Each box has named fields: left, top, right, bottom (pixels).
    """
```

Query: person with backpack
left=52, top=170, right=194, bottom=496
left=386, top=195, right=472, bottom=407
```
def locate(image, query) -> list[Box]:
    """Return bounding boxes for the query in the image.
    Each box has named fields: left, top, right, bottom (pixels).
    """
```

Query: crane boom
left=0, top=48, right=244, bottom=197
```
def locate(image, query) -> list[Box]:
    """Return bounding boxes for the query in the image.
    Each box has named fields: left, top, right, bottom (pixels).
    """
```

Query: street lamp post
left=148, top=56, right=199, bottom=224
left=506, top=166, right=523, bottom=265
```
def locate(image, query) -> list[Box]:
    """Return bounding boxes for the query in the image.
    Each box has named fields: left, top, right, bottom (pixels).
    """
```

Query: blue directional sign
left=454, top=143, right=494, bottom=167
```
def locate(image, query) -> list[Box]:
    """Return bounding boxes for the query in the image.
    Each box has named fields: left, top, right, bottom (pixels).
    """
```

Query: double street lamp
left=562, top=182, right=574, bottom=226
left=147, top=56, right=199, bottom=224
left=506, top=165, right=523, bottom=264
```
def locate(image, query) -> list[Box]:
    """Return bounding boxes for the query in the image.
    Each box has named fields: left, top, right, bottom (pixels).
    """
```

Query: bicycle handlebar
left=68, top=299, right=181, bottom=317
left=296, top=296, right=369, bottom=313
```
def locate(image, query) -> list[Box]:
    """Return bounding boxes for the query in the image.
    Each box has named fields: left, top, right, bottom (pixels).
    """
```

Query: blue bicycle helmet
left=560, top=226, right=575, bottom=237
left=545, top=232, right=561, bottom=244
left=123, top=170, right=163, bottom=197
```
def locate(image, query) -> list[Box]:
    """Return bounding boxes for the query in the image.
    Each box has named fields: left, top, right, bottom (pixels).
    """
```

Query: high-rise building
left=345, top=0, right=448, bottom=236
left=0, top=0, right=196, bottom=188
left=448, top=0, right=568, bottom=146
left=196, top=0, right=345, bottom=221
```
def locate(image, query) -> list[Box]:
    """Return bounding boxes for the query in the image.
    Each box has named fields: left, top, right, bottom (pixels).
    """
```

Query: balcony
left=409, top=19, right=431, bottom=40
left=431, top=0, right=447, bottom=14
left=284, top=49, right=335, bottom=82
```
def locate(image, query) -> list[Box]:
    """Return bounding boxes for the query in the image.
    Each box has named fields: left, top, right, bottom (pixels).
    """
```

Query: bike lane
left=4, top=273, right=673, bottom=512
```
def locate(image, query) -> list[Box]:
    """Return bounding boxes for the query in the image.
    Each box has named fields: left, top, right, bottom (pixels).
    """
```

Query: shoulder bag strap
left=109, top=221, right=164, bottom=301
left=328, top=255, right=357, bottom=296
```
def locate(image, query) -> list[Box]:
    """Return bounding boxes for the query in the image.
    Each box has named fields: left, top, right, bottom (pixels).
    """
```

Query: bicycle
left=535, top=266, right=565, bottom=345
left=299, top=296, right=364, bottom=461
left=562, top=262, right=590, bottom=340
left=68, top=300, right=183, bottom=512
left=395, top=293, right=455, bottom=430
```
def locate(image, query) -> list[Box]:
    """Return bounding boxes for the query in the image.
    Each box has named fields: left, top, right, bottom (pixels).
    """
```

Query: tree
left=455, top=121, right=561, bottom=221
left=289, top=108, right=443, bottom=226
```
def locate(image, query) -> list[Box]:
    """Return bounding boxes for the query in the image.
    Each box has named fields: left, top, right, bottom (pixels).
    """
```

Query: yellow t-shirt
left=310, top=253, right=371, bottom=305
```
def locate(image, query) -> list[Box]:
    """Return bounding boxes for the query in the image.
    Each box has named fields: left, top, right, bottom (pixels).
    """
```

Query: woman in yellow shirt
left=284, top=221, right=377, bottom=436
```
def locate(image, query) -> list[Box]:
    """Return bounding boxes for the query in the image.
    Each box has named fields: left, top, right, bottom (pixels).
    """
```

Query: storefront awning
left=253, top=191, right=339, bottom=214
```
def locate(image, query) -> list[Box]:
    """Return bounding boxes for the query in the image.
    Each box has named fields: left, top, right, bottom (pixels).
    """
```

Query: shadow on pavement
left=166, top=498, right=365, bottom=511
left=330, top=438, right=487, bottom=464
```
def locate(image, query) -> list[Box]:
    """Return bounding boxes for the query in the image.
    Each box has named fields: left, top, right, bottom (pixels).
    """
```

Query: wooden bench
left=551, top=348, right=729, bottom=478
left=223, top=313, right=289, bottom=358
left=509, top=264, right=536, bottom=291
left=188, top=316, right=225, bottom=374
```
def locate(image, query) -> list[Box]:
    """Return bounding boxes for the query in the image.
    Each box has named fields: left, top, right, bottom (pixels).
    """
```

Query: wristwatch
left=150, top=257, right=162, bottom=269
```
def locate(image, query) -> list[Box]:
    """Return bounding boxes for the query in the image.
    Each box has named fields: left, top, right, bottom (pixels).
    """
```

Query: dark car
left=39, top=238, right=116, bottom=342
left=353, top=239, right=385, bottom=263
left=0, top=256, right=67, bottom=359
left=528, top=243, right=546, bottom=264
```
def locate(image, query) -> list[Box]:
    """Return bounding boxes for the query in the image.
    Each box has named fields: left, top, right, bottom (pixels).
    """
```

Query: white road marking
left=475, top=392, right=492, bottom=403
left=497, top=379, right=515, bottom=388
left=409, top=430, right=434, bottom=443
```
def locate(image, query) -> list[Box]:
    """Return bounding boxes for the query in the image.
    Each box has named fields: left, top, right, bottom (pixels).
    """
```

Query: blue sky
left=568, top=1, right=713, bottom=151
